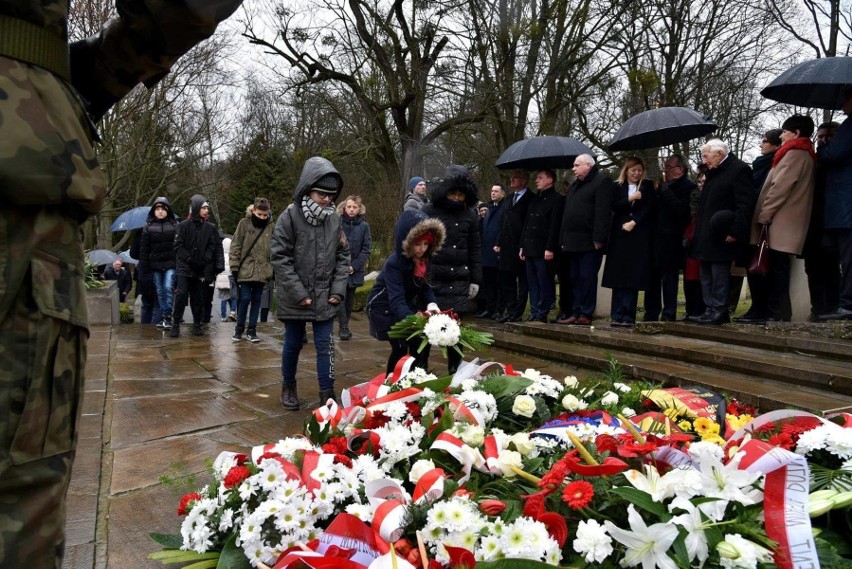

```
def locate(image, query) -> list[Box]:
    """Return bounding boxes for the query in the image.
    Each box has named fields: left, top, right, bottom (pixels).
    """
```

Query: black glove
left=232, top=270, right=239, bottom=283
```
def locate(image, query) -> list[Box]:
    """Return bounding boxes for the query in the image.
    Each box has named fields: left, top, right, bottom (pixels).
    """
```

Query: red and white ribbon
left=430, top=432, right=486, bottom=485
left=412, top=468, right=446, bottom=504
left=366, top=387, right=425, bottom=412
left=736, top=438, right=817, bottom=569
left=366, top=479, right=412, bottom=542
left=446, top=396, right=486, bottom=427
left=482, top=433, right=507, bottom=475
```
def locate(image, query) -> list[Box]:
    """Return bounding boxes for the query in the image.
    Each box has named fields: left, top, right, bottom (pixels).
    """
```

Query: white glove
left=426, top=303, right=440, bottom=314
left=467, top=283, right=480, bottom=300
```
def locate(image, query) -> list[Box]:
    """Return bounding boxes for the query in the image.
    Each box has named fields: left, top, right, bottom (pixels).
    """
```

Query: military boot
left=281, top=383, right=299, bottom=410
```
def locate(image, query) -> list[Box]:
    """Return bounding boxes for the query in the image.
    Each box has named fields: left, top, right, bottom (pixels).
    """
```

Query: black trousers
left=804, top=246, right=840, bottom=316
left=556, top=253, right=573, bottom=316
left=644, top=267, right=680, bottom=321
left=202, top=281, right=215, bottom=323
left=387, top=338, right=431, bottom=376
left=746, top=250, right=792, bottom=320
left=499, top=267, right=528, bottom=318
left=480, top=267, right=503, bottom=314
left=173, top=274, right=205, bottom=327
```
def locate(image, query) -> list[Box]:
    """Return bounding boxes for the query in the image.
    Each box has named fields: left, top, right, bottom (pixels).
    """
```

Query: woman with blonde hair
left=336, top=195, right=372, bottom=339
left=602, top=157, right=656, bottom=326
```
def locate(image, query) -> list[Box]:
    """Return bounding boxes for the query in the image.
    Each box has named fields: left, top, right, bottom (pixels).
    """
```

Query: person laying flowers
left=367, top=210, right=446, bottom=376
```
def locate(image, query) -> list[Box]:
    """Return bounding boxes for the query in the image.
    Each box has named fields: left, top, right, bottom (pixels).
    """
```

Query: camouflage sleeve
left=70, top=0, right=243, bottom=121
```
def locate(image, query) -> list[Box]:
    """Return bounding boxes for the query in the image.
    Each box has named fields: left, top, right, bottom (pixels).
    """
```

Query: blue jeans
left=152, top=269, right=175, bottom=317
left=220, top=297, right=236, bottom=319
left=282, top=319, right=335, bottom=391
left=525, top=257, right=555, bottom=319
left=236, top=282, right=264, bottom=335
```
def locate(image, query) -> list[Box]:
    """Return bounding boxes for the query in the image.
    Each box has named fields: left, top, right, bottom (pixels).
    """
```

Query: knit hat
left=417, top=230, right=436, bottom=246
left=408, top=176, right=425, bottom=191
left=312, top=174, right=339, bottom=194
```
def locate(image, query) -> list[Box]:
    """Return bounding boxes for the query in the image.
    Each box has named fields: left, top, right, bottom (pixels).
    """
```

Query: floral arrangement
left=388, top=310, right=494, bottom=357
left=150, top=355, right=852, bottom=569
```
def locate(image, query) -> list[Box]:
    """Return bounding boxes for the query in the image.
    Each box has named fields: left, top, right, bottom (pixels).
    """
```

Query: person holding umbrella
left=817, top=89, right=852, bottom=320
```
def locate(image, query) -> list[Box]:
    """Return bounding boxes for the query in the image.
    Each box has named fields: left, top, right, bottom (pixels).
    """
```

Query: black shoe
left=733, top=313, right=768, bottom=324
left=698, top=310, right=730, bottom=325
left=491, top=312, right=504, bottom=321
left=169, top=325, right=180, bottom=337
left=340, top=329, right=352, bottom=340
left=506, top=314, right=523, bottom=322
left=247, top=333, right=261, bottom=343
left=818, top=307, right=852, bottom=321
left=193, top=325, right=204, bottom=336
left=281, top=384, right=300, bottom=410
left=476, top=310, right=490, bottom=318
left=318, top=389, right=338, bottom=404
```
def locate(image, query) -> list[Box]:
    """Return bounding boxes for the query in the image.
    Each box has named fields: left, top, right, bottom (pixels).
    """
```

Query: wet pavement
left=62, top=314, right=583, bottom=569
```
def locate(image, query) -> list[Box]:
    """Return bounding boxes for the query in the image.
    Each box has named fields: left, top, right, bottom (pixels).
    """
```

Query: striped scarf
left=301, top=195, right=334, bottom=226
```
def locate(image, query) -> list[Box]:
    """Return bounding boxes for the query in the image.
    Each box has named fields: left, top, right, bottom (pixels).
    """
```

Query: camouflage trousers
left=0, top=280, right=86, bottom=568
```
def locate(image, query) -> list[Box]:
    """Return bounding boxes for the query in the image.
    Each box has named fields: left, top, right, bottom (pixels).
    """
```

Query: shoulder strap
left=237, top=222, right=270, bottom=272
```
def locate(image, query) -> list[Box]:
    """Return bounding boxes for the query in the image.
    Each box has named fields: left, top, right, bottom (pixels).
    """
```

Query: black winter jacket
left=497, top=189, right=533, bottom=272
left=140, top=197, right=177, bottom=272
left=559, top=168, right=613, bottom=253
left=521, top=187, right=563, bottom=257
left=174, top=195, right=219, bottom=280
left=651, top=175, right=695, bottom=269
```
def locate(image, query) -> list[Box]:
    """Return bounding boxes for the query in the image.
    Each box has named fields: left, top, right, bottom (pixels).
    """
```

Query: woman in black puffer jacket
left=140, top=196, right=178, bottom=328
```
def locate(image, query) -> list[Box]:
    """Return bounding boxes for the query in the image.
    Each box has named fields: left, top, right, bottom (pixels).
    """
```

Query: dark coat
left=751, top=152, right=774, bottom=191
left=651, top=175, right=695, bottom=270
left=103, top=266, right=132, bottom=298
left=341, top=214, right=372, bottom=287
left=422, top=165, right=482, bottom=313
left=481, top=199, right=507, bottom=268
left=496, top=189, right=533, bottom=272
left=174, top=195, right=219, bottom=280
left=139, top=197, right=177, bottom=272
left=690, top=155, right=756, bottom=263
left=602, top=179, right=656, bottom=290
left=818, top=116, right=852, bottom=229
left=367, top=212, right=445, bottom=341
left=130, top=232, right=156, bottom=296
left=520, top=187, right=564, bottom=258
left=270, top=157, right=350, bottom=321
left=559, top=167, right=614, bottom=253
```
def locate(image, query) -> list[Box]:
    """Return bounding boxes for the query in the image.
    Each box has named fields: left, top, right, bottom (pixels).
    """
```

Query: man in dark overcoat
left=494, top=170, right=533, bottom=322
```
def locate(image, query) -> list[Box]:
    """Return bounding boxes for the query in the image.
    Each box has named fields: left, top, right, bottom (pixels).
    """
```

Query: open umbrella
left=608, top=107, right=717, bottom=151
left=119, top=250, right=139, bottom=265
left=86, top=249, right=120, bottom=266
left=109, top=206, right=150, bottom=232
left=495, top=136, right=594, bottom=171
left=761, top=57, right=852, bottom=110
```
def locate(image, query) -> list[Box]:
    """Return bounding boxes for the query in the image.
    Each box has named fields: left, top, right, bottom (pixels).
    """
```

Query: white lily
left=604, top=505, right=680, bottom=569
left=694, top=450, right=762, bottom=519
left=669, top=496, right=709, bottom=565
left=624, top=465, right=674, bottom=503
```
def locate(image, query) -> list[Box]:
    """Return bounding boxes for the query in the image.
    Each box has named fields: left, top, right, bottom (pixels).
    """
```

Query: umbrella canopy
left=119, top=250, right=139, bottom=265
left=495, top=136, right=594, bottom=171
left=109, top=206, right=150, bottom=232
left=86, top=249, right=120, bottom=266
left=608, top=107, right=717, bottom=151
left=761, top=57, right=852, bottom=110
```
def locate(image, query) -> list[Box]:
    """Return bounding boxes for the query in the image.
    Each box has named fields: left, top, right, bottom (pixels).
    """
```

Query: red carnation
left=595, top=434, right=619, bottom=454
left=539, top=460, right=569, bottom=487
left=224, top=465, right=252, bottom=489
left=177, top=492, right=202, bottom=516
left=405, top=402, right=422, bottom=419
left=333, top=453, right=353, bottom=468
left=562, top=480, right=594, bottom=510
left=322, top=436, right=349, bottom=455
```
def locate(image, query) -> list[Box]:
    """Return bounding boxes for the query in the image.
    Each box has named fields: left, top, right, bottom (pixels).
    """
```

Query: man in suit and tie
left=494, top=170, right=533, bottom=322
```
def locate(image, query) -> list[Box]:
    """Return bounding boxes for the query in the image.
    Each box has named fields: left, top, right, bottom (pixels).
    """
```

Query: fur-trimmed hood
left=394, top=210, right=445, bottom=259
left=429, top=164, right=479, bottom=209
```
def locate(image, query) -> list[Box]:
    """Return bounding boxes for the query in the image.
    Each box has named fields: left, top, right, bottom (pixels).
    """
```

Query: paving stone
left=65, top=492, right=97, bottom=546
left=222, top=415, right=311, bottom=447
left=110, top=434, right=243, bottom=495
left=110, top=393, right=258, bottom=448
left=61, top=542, right=94, bottom=569
left=77, top=413, right=103, bottom=440
left=113, top=345, right=169, bottom=362
left=81, top=389, right=106, bottom=415
left=85, top=361, right=108, bottom=382
left=113, top=378, right=230, bottom=399
left=215, top=366, right=282, bottom=390
left=112, top=359, right=212, bottom=381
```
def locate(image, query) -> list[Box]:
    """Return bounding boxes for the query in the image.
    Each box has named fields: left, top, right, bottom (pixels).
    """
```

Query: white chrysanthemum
left=796, top=426, right=830, bottom=455
left=268, top=438, right=316, bottom=461
left=476, top=534, right=503, bottom=561
left=458, top=390, right=498, bottom=422
left=601, top=391, right=619, bottom=405
left=423, top=314, right=461, bottom=346
left=345, top=503, right=373, bottom=521
left=825, top=425, right=852, bottom=459
left=180, top=497, right=219, bottom=553
left=384, top=400, right=409, bottom=423
left=613, top=381, right=632, bottom=393
left=460, top=378, right=480, bottom=392
left=573, top=519, right=614, bottom=563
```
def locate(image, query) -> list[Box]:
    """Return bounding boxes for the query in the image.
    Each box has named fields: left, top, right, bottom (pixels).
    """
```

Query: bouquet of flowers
left=150, top=354, right=852, bottom=569
left=388, top=310, right=493, bottom=357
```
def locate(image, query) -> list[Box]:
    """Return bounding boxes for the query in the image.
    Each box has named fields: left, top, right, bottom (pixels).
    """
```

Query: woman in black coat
left=602, top=157, right=656, bottom=326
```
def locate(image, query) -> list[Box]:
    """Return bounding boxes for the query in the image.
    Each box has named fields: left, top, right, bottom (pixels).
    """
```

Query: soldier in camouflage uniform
left=0, top=1, right=243, bottom=567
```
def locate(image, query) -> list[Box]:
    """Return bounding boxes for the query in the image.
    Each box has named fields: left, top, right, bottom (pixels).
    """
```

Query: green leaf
left=184, top=560, right=220, bottom=569
left=479, top=375, right=533, bottom=399
left=417, top=375, right=453, bottom=393
left=608, top=487, right=668, bottom=518
left=217, top=533, right=252, bottom=569
left=150, top=533, right=184, bottom=549
left=305, top=414, right=331, bottom=445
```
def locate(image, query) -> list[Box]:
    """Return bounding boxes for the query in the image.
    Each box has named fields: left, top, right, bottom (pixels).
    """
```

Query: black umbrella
left=109, top=206, right=150, bottom=232
left=86, top=249, right=120, bottom=266
left=495, top=136, right=594, bottom=171
left=608, top=107, right=717, bottom=151
left=761, top=57, right=852, bottom=110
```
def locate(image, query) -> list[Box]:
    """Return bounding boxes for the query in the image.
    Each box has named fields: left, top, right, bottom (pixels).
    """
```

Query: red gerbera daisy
left=224, top=465, right=252, bottom=489
left=562, top=480, right=594, bottom=510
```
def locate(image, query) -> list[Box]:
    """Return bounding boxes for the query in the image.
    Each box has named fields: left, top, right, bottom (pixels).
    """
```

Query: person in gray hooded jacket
left=270, top=157, right=351, bottom=409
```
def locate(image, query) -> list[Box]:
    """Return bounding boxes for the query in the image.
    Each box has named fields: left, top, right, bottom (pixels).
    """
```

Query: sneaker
left=247, top=333, right=261, bottom=343
left=232, top=333, right=242, bottom=342
left=228, top=311, right=237, bottom=322
left=155, top=320, right=165, bottom=329
left=220, top=317, right=228, bottom=322
left=340, top=329, right=352, bottom=340
left=193, top=325, right=204, bottom=336
left=281, top=384, right=299, bottom=410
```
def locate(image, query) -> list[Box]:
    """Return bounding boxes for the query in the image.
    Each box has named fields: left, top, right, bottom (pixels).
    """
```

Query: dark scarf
left=251, top=214, right=270, bottom=229
left=772, top=137, right=816, bottom=168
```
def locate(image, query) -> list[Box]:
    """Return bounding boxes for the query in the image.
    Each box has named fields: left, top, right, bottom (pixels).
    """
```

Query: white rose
left=496, top=450, right=523, bottom=477
left=564, top=375, right=579, bottom=388
left=512, top=395, right=536, bottom=418
left=601, top=391, right=619, bottom=406
left=460, top=426, right=485, bottom=447
left=409, top=459, right=437, bottom=483
left=621, top=407, right=637, bottom=417
left=562, top=393, right=582, bottom=412
left=510, top=433, right=536, bottom=457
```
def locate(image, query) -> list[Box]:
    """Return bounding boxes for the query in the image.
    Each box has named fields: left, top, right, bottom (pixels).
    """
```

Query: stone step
left=504, top=322, right=852, bottom=397
left=635, top=321, right=852, bottom=361
left=490, top=329, right=852, bottom=415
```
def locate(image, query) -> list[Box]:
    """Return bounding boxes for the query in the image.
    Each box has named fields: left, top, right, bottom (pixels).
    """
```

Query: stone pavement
left=62, top=314, right=580, bottom=569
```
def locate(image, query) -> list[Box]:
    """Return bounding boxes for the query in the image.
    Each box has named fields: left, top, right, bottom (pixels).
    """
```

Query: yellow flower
left=702, top=434, right=727, bottom=446
left=693, top=417, right=719, bottom=435
left=678, top=420, right=693, bottom=432
left=726, top=413, right=754, bottom=431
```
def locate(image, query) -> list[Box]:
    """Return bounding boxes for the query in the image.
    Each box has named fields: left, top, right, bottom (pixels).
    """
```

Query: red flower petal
left=479, top=499, right=507, bottom=516
left=445, top=545, right=476, bottom=569
left=563, top=455, right=629, bottom=476
left=536, top=512, right=569, bottom=548
left=562, top=480, right=594, bottom=510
